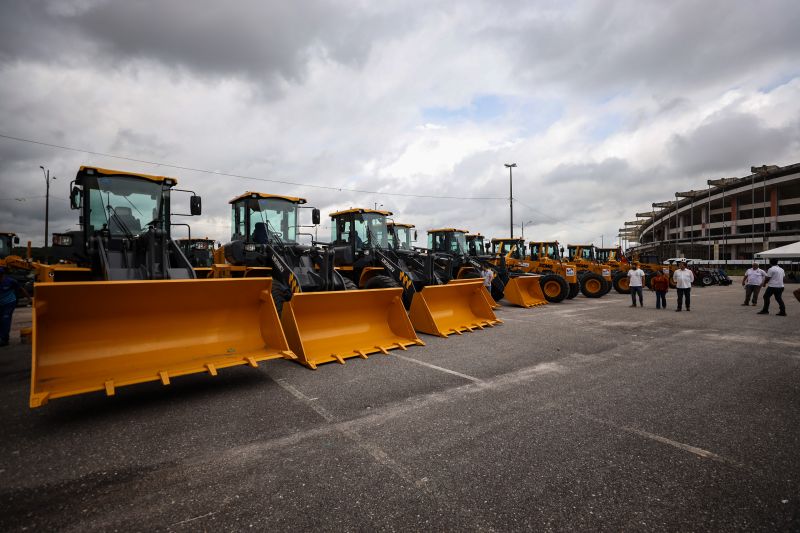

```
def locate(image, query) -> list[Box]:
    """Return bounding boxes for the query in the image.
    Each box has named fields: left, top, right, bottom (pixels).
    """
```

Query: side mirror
left=70, top=187, right=82, bottom=210
left=312, top=208, right=321, bottom=225
left=190, top=195, right=202, bottom=216
left=13, top=236, right=20, bottom=245
left=414, top=230, right=418, bottom=241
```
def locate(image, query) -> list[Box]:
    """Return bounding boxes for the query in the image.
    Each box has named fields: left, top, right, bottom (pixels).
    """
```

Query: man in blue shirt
left=0, top=268, right=31, bottom=346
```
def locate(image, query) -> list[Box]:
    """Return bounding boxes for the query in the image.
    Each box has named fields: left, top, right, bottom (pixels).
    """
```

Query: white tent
left=756, top=241, right=800, bottom=258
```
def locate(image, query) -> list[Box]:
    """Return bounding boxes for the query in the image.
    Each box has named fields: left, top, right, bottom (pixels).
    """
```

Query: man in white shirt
left=672, top=261, right=695, bottom=312
left=741, top=262, right=767, bottom=306
left=626, top=262, right=645, bottom=307
left=757, top=258, right=786, bottom=316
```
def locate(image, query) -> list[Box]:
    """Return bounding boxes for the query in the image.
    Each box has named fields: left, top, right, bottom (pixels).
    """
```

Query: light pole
left=521, top=220, right=532, bottom=239
left=374, top=202, right=383, bottom=210
left=39, top=166, right=56, bottom=255
left=505, top=163, right=516, bottom=238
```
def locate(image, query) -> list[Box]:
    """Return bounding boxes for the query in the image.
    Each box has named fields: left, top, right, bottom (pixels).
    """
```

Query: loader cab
left=596, top=247, right=622, bottom=265
left=466, top=234, right=486, bottom=256
left=491, top=238, right=525, bottom=260
left=428, top=229, right=469, bottom=255
left=224, top=192, right=316, bottom=268
left=529, top=242, right=562, bottom=261
left=230, top=192, right=306, bottom=246
left=177, top=238, right=216, bottom=267
left=330, top=208, right=392, bottom=256
left=53, top=166, right=201, bottom=280
left=387, top=222, right=416, bottom=251
left=0, top=232, right=19, bottom=259
left=567, top=244, right=595, bottom=262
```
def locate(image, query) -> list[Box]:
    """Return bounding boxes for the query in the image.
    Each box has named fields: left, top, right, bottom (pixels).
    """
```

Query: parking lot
left=1, top=282, right=798, bottom=531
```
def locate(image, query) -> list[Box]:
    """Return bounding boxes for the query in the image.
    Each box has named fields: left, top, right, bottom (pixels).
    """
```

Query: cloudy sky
left=1, top=0, right=799, bottom=248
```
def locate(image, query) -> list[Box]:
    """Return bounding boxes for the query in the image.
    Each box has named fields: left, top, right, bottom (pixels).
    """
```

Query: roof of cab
left=329, top=208, right=393, bottom=217
left=428, top=228, right=469, bottom=234
left=491, top=237, right=523, bottom=243
left=78, top=166, right=178, bottom=184
left=388, top=222, right=415, bottom=228
left=229, top=192, right=307, bottom=204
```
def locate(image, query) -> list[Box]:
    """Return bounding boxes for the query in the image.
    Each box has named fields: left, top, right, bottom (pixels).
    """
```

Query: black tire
left=600, top=278, right=612, bottom=296
left=567, top=282, right=579, bottom=299
left=580, top=272, right=605, bottom=298
left=364, top=274, right=400, bottom=289
left=540, top=273, right=569, bottom=303
left=342, top=277, right=358, bottom=290
left=489, top=276, right=505, bottom=302
left=271, top=280, right=292, bottom=316
left=612, top=271, right=630, bottom=294
left=700, top=274, right=714, bottom=287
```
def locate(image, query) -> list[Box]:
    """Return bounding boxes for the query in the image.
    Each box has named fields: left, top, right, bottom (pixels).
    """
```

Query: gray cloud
left=668, top=110, right=800, bottom=177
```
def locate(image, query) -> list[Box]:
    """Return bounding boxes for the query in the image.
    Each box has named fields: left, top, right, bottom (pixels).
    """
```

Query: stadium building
left=622, top=162, right=800, bottom=261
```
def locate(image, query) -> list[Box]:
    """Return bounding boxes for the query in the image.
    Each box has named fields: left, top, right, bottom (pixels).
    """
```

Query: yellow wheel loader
left=524, top=241, right=580, bottom=300
left=596, top=246, right=636, bottom=294
left=428, top=229, right=547, bottom=308
left=490, top=238, right=571, bottom=303
left=333, top=211, right=499, bottom=337
left=223, top=194, right=422, bottom=368
left=566, top=244, right=613, bottom=298
left=30, top=167, right=293, bottom=408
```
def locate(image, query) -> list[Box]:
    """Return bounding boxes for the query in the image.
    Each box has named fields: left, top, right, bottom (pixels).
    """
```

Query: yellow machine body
left=30, top=278, right=294, bottom=408
left=502, top=276, right=548, bottom=308
left=280, top=288, right=424, bottom=369
left=411, top=280, right=501, bottom=337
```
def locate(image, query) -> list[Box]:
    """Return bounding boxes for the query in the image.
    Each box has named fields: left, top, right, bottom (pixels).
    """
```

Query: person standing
left=481, top=266, right=493, bottom=290
left=627, top=262, right=645, bottom=307
left=672, top=261, right=694, bottom=312
left=758, top=258, right=786, bottom=316
left=741, top=262, right=766, bottom=306
left=651, top=268, right=670, bottom=309
left=0, top=268, right=31, bottom=347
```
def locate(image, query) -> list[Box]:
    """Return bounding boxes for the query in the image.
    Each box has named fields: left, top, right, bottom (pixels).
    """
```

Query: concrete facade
left=624, top=163, right=800, bottom=261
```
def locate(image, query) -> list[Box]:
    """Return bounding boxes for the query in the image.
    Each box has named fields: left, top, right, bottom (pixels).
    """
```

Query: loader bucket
left=280, top=288, right=424, bottom=370
left=503, top=275, right=548, bottom=308
left=30, top=278, right=294, bottom=408
left=411, top=280, right=501, bottom=337
left=446, top=278, right=500, bottom=309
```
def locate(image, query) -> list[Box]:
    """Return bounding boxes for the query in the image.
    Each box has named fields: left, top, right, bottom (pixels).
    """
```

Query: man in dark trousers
left=672, top=261, right=694, bottom=312
left=758, top=258, right=786, bottom=316
left=0, top=268, right=31, bottom=346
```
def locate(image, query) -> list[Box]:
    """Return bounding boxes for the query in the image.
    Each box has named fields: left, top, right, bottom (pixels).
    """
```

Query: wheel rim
left=544, top=281, right=561, bottom=297
left=619, top=278, right=629, bottom=290
left=586, top=279, right=601, bottom=293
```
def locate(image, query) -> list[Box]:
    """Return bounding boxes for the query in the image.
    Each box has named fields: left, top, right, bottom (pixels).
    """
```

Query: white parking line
left=393, top=354, right=484, bottom=383
left=581, top=413, right=742, bottom=467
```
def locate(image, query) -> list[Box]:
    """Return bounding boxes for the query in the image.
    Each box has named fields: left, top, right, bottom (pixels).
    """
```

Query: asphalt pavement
left=1, top=280, right=798, bottom=531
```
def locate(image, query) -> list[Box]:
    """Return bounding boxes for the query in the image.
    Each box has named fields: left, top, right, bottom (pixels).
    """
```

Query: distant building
left=624, top=162, right=800, bottom=261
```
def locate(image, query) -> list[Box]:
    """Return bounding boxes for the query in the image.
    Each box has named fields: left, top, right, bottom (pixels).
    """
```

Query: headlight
left=244, top=243, right=257, bottom=252
left=52, top=234, right=73, bottom=247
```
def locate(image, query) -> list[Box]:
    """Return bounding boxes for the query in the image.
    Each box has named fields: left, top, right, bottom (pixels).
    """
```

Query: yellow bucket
left=280, top=288, right=424, bottom=369
left=446, top=278, right=500, bottom=309
left=411, top=280, right=501, bottom=337
left=30, top=278, right=294, bottom=408
left=503, top=275, right=548, bottom=308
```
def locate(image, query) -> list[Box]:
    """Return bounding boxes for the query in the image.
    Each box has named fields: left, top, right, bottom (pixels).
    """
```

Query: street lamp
left=39, top=166, right=56, bottom=255
left=521, top=220, right=533, bottom=239
left=505, top=163, right=516, bottom=238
